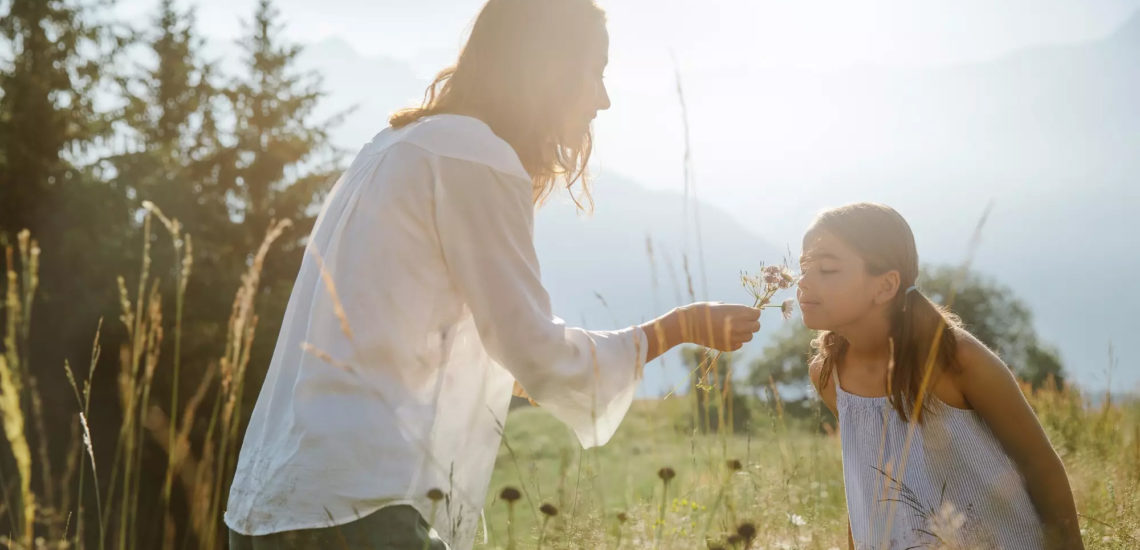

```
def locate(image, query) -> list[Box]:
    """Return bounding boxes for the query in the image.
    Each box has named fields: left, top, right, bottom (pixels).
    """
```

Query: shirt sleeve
left=433, top=156, right=647, bottom=448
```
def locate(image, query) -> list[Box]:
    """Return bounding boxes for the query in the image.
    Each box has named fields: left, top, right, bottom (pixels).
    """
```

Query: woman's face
left=559, top=30, right=611, bottom=144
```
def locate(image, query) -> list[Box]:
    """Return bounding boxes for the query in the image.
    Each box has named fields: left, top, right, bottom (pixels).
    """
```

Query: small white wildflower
left=929, top=501, right=966, bottom=533
left=780, top=298, right=795, bottom=320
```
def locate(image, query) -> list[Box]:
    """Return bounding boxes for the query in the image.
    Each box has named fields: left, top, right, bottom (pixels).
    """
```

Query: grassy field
left=2, top=225, right=1137, bottom=549
left=476, top=387, right=1140, bottom=549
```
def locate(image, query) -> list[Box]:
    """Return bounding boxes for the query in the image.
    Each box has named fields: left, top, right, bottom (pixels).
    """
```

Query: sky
left=120, top=0, right=1139, bottom=70
left=111, top=0, right=1140, bottom=393
left=114, top=0, right=1140, bottom=220
left=114, top=0, right=1139, bottom=182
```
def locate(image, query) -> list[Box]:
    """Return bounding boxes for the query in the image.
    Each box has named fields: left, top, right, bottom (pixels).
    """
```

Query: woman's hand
left=678, top=302, right=762, bottom=351
left=641, top=302, right=762, bottom=361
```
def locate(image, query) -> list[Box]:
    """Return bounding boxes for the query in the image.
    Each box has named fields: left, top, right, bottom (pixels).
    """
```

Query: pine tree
left=109, top=0, right=233, bottom=367
left=0, top=0, right=130, bottom=546
left=105, top=3, right=343, bottom=546
left=218, top=0, right=343, bottom=402
left=104, top=2, right=226, bottom=548
left=223, top=0, right=342, bottom=244
left=0, top=0, right=123, bottom=233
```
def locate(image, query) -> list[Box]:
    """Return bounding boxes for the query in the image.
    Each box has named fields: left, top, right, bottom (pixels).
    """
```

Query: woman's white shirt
left=223, top=114, right=647, bottom=549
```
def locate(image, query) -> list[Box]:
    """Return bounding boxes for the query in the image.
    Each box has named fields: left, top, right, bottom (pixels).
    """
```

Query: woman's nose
left=597, top=81, right=611, bottom=111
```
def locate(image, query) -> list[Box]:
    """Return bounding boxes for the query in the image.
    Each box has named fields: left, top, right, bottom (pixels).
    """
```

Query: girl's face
left=559, top=31, right=611, bottom=144
left=798, top=228, right=897, bottom=332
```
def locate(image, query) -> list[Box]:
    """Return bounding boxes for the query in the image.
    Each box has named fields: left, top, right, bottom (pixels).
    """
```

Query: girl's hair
left=809, top=203, right=962, bottom=422
left=390, top=0, right=606, bottom=211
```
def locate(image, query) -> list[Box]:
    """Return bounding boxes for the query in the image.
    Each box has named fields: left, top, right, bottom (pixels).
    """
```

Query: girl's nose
left=797, top=273, right=812, bottom=292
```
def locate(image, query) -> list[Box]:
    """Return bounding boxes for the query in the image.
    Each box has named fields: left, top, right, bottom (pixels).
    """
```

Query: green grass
left=480, top=396, right=848, bottom=549
left=477, top=387, right=1140, bottom=549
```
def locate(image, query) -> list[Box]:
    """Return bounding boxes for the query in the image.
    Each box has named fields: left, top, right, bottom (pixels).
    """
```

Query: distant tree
left=920, top=265, right=1065, bottom=389
left=746, top=323, right=815, bottom=398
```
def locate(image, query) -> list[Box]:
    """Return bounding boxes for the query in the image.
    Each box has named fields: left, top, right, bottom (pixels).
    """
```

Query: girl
left=223, top=1, right=762, bottom=549
left=800, top=203, right=1082, bottom=550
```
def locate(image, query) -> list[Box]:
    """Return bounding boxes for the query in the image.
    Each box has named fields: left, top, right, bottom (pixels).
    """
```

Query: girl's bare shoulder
left=951, top=327, right=1005, bottom=375
left=945, top=327, right=1020, bottom=403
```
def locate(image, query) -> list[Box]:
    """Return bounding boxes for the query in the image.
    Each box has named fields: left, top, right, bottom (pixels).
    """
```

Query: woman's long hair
left=810, top=203, right=962, bottom=422
left=390, top=0, right=606, bottom=211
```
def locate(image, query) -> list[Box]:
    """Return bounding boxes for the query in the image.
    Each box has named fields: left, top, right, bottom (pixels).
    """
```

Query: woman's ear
left=874, top=270, right=901, bottom=306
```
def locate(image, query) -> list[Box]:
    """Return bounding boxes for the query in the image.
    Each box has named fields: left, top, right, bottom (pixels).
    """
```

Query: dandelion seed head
left=781, top=298, right=795, bottom=320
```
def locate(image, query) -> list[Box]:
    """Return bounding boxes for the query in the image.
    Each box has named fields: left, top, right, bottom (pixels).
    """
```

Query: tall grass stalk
left=2, top=232, right=39, bottom=549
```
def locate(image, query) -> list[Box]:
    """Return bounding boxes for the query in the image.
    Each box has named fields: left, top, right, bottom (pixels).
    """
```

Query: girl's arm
left=809, top=360, right=854, bottom=550
left=952, top=331, right=1083, bottom=550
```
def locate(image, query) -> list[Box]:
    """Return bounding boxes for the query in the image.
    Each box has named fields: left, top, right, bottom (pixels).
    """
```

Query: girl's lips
left=799, top=301, right=821, bottom=308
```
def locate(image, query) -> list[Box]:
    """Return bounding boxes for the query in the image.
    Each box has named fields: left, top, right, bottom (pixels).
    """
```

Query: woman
left=224, top=0, right=762, bottom=548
